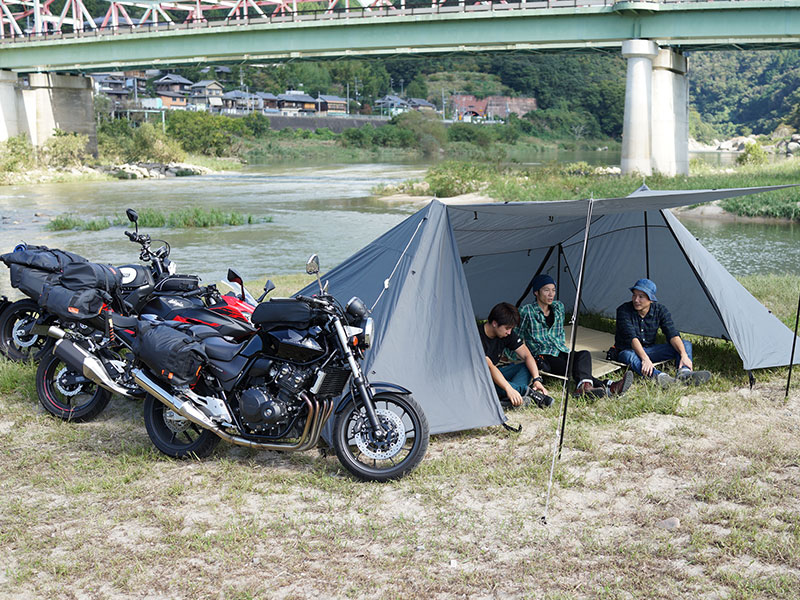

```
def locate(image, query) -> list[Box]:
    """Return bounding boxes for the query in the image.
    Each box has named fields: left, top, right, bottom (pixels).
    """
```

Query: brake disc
left=163, top=409, right=191, bottom=434
left=54, top=367, right=82, bottom=397
left=355, top=408, right=406, bottom=460
left=11, top=318, right=37, bottom=348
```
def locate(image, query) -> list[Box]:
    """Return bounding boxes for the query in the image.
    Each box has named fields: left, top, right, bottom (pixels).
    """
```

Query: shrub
left=42, top=129, right=88, bottom=167
left=166, top=111, right=248, bottom=156
left=425, top=161, right=491, bottom=197
left=131, top=123, right=186, bottom=163
left=736, top=142, right=768, bottom=166
left=341, top=125, right=375, bottom=148
left=0, top=134, right=36, bottom=171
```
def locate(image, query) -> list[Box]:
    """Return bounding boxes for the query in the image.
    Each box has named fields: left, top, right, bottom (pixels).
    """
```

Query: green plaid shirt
left=517, top=301, right=570, bottom=357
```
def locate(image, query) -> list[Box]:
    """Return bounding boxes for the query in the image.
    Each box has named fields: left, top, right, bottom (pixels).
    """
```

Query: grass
left=45, top=207, right=272, bottom=231
left=0, top=275, right=798, bottom=598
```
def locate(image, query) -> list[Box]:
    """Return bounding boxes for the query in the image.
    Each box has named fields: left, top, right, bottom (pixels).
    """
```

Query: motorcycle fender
left=334, top=381, right=413, bottom=414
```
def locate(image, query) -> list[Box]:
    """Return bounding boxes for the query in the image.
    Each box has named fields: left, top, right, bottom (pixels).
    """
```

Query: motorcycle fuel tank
left=263, top=328, right=325, bottom=362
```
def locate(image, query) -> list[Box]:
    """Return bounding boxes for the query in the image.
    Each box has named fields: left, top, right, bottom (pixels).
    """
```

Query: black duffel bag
left=133, top=321, right=208, bottom=386
left=39, top=283, right=107, bottom=321
left=59, top=262, right=122, bottom=293
left=8, top=264, right=59, bottom=300
left=0, top=245, right=86, bottom=272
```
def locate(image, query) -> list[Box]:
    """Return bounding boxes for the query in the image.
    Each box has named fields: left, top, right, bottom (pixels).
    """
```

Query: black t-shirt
left=478, top=322, right=524, bottom=365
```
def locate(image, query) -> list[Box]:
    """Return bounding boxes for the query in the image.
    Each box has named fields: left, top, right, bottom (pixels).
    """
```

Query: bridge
left=2, top=0, right=800, bottom=175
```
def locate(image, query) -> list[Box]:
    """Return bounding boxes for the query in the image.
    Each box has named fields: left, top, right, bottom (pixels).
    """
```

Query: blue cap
left=531, top=273, right=556, bottom=293
left=630, top=278, right=657, bottom=302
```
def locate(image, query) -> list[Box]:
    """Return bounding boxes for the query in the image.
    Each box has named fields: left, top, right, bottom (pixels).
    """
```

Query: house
left=277, top=92, right=318, bottom=115
left=408, top=97, right=437, bottom=112
left=221, top=90, right=260, bottom=113
left=157, top=90, right=188, bottom=109
left=374, top=95, right=410, bottom=115
left=318, top=94, right=348, bottom=116
left=91, top=73, right=130, bottom=102
left=189, top=80, right=224, bottom=110
left=255, top=92, right=279, bottom=112
left=199, top=66, right=232, bottom=80
left=154, top=74, right=192, bottom=109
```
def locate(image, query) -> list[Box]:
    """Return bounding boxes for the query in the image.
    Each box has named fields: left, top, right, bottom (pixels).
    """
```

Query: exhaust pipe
left=53, top=338, right=133, bottom=398
left=33, top=324, right=65, bottom=339
left=131, top=368, right=324, bottom=452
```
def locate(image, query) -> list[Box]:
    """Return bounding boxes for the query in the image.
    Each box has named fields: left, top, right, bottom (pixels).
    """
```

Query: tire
left=143, top=394, right=220, bottom=459
left=333, top=392, right=429, bottom=482
left=0, top=299, right=56, bottom=362
left=36, top=350, right=111, bottom=422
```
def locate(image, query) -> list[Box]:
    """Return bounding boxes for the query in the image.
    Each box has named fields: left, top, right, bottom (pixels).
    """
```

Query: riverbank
left=376, top=159, right=800, bottom=221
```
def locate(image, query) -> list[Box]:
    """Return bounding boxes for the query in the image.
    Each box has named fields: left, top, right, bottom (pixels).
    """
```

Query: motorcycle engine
left=237, top=363, right=311, bottom=434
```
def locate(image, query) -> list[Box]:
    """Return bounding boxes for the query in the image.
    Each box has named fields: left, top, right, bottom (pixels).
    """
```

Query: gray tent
left=308, top=186, right=800, bottom=435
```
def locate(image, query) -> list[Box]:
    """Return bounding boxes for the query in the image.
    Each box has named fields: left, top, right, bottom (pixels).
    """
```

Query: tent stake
left=543, top=197, right=595, bottom=523
left=785, top=291, right=800, bottom=399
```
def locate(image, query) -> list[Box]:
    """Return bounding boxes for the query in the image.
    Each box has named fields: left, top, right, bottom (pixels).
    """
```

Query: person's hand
left=506, top=387, right=523, bottom=407
left=533, top=380, right=548, bottom=396
left=679, top=355, right=693, bottom=371
left=641, top=356, right=655, bottom=377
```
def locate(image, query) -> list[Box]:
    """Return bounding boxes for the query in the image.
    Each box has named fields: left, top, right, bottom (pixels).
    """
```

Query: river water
left=1, top=161, right=798, bottom=298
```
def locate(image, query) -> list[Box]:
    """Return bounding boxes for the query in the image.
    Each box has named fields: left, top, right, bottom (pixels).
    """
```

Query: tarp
left=306, top=186, right=800, bottom=435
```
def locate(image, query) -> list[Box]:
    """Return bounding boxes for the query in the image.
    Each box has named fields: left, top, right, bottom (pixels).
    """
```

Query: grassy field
left=0, top=276, right=798, bottom=599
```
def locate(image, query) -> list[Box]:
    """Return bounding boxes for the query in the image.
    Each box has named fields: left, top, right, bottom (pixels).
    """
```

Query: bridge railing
left=0, top=0, right=623, bottom=43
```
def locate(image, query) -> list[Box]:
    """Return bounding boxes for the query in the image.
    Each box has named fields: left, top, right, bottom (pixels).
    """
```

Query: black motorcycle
left=131, top=255, right=429, bottom=482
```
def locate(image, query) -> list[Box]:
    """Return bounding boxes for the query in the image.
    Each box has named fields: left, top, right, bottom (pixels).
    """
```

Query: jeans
left=496, top=362, right=532, bottom=398
left=617, top=340, right=693, bottom=378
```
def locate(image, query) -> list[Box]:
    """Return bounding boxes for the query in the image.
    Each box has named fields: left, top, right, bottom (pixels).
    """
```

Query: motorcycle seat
left=203, top=336, right=247, bottom=362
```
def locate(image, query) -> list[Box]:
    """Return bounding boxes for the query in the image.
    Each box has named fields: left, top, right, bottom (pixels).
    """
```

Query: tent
left=307, top=186, right=800, bottom=435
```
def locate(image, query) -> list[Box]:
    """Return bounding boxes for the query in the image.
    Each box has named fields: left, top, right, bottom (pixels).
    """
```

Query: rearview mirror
left=305, top=254, right=320, bottom=275
left=227, top=268, right=246, bottom=301
left=126, top=208, right=138, bottom=223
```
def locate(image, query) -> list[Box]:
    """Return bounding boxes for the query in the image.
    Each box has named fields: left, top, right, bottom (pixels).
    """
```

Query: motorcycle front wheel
left=36, top=351, right=111, bottom=421
left=333, top=392, right=429, bottom=482
left=143, top=394, right=220, bottom=459
left=0, top=299, right=55, bottom=362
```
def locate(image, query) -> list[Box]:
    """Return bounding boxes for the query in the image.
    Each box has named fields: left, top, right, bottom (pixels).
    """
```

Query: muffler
left=131, top=369, right=323, bottom=452
left=53, top=338, right=133, bottom=398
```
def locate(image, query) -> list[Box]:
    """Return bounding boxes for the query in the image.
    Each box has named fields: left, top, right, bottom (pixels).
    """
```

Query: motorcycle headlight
left=346, top=296, right=368, bottom=319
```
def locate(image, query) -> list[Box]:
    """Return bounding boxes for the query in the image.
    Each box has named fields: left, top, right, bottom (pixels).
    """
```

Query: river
left=1, top=162, right=798, bottom=299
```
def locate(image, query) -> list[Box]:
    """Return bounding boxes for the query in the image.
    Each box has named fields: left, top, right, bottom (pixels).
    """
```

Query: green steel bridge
left=1, top=0, right=800, bottom=72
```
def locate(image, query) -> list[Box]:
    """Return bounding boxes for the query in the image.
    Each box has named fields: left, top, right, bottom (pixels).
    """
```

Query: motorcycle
left=131, top=254, right=429, bottom=482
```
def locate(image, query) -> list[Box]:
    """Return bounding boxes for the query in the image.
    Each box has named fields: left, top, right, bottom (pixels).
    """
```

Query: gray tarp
left=306, top=186, right=800, bottom=435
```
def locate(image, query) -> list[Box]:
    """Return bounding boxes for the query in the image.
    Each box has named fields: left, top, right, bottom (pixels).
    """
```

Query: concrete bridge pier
left=620, top=41, right=689, bottom=176
left=0, top=70, right=97, bottom=153
left=621, top=39, right=659, bottom=176
left=651, top=48, right=689, bottom=176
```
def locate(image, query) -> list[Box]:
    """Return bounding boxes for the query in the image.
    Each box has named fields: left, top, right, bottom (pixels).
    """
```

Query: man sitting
left=479, top=302, right=553, bottom=409
left=614, top=278, right=711, bottom=387
left=517, top=274, right=633, bottom=398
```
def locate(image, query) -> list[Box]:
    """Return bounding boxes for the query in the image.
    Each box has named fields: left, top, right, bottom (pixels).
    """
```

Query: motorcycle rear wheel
left=333, top=392, right=429, bottom=482
left=36, top=351, right=111, bottom=422
left=0, top=299, right=55, bottom=362
left=143, top=394, right=220, bottom=459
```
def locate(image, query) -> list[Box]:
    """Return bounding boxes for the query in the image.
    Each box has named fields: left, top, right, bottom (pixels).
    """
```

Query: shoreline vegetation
left=2, top=110, right=800, bottom=221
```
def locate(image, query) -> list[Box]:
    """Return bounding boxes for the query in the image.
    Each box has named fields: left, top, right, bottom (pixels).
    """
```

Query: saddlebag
left=8, top=264, right=59, bottom=300
left=59, top=262, right=122, bottom=293
left=39, top=283, right=107, bottom=321
left=133, top=321, right=208, bottom=386
left=0, top=244, right=86, bottom=273
left=251, top=298, right=319, bottom=328
left=153, top=274, right=201, bottom=293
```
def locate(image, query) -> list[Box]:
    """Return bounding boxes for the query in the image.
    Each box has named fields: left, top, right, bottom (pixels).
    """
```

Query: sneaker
left=573, top=381, right=606, bottom=399
left=656, top=372, right=677, bottom=388
left=676, top=369, right=711, bottom=385
left=607, top=371, right=634, bottom=396
left=526, top=387, right=554, bottom=409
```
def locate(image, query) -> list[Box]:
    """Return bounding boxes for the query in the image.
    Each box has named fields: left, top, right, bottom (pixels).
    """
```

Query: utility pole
left=441, top=88, right=445, bottom=120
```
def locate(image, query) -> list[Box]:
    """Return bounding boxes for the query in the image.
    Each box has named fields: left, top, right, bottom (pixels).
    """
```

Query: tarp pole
left=515, top=245, right=556, bottom=307
left=786, top=290, right=800, bottom=399
left=543, top=197, right=594, bottom=524
left=644, top=211, right=650, bottom=279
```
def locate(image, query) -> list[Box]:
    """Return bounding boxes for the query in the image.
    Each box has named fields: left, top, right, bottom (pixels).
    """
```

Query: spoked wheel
left=0, top=299, right=55, bottom=362
left=36, top=351, right=111, bottom=421
left=333, top=392, right=429, bottom=482
left=143, top=394, right=220, bottom=459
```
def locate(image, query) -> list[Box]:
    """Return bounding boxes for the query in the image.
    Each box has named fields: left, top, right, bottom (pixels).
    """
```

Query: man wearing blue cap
left=517, top=274, right=633, bottom=398
left=614, top=278, right=711, bottom=387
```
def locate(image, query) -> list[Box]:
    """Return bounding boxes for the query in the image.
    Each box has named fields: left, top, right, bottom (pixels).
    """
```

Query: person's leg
left=497, top=363, right=530, bottom=396
left=673, top=339, right=711, bottom=384
left=570, top=350, right=604, bottom=388
left=618, top=344, right=674, bottom=378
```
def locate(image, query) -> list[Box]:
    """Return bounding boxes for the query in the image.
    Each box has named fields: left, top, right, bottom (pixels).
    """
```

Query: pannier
left=0, top=245, right=86, bottom=272
left=39, top=284, right=107, bottom=321
left=133, top=321, right=208, bottom=386
left=59, top=262, right=121, bottom=293
left=8, top=264, right=58, bottom=300
left=153, top=274, right=201, bottom=293
left=251, top=298, right=320, bottom=328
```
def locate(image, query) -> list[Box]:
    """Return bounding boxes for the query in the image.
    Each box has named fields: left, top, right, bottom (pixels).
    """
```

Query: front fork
left=332, top=319, right=386, bottom=439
